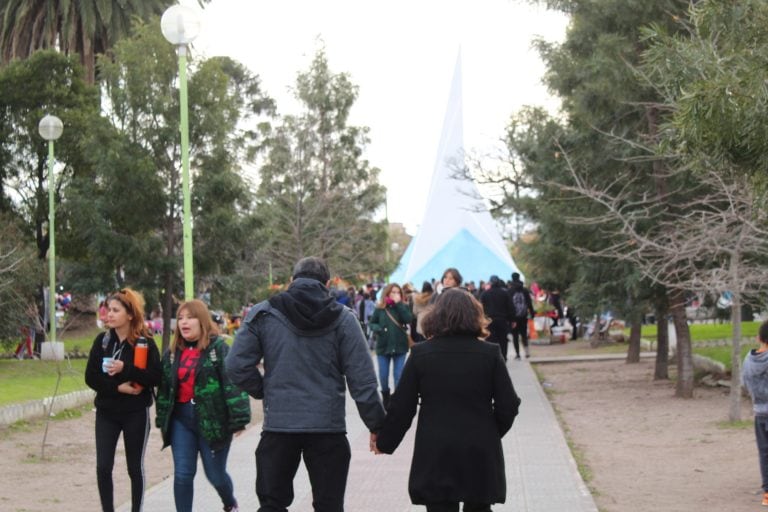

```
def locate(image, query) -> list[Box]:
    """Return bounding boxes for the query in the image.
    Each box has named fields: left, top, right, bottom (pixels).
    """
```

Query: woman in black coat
left=374, top=288, right=521, bottom=512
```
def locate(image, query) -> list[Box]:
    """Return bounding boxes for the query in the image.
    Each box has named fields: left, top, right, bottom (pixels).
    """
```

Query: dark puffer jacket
left=155, top=335, right=250, bottom=450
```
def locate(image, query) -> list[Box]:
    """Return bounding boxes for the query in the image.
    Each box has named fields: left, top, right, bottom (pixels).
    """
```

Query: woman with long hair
left=429, top=267, right=463, bottom=305
left=85, top=288, right=162, bottom=512
left=375, top=288, right=521, bottom=512
left=412, top=280, right=434, bottom=342
left=368, top=283, right=413, bottom=408
left=155, top=299, right=250, bottom=512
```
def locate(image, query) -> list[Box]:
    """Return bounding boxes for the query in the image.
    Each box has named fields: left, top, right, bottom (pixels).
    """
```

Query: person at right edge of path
left=508, top=272, right=535, bottom=360
left=374, top=288, right=521, bottom=512
left=225, top=256, right=386, bottom=512
left=480, top=275, right=513, bottom=362
left=741, top=319, right=768, bottom=508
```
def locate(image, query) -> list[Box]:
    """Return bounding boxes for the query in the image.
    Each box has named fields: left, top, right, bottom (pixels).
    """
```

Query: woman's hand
left=117, top=382, right=140, bottom=395
left=369, top=432, right=383, bottom=454
left=107, top=359, right=124, bottom=376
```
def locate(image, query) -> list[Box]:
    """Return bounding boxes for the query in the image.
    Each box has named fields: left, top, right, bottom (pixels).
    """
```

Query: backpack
left=512, top=289, right=528, bottom=318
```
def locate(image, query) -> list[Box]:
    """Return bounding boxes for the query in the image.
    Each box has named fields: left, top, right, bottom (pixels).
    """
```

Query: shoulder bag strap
left=384, top=308, right=407, bottom=333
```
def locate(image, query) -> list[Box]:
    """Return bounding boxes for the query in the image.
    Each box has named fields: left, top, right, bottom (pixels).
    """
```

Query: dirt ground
left=0, top=398, right=262, bottom=512
left=0, top=340, right=762, bottom=511
left=533, top=340, right=760, bottom=512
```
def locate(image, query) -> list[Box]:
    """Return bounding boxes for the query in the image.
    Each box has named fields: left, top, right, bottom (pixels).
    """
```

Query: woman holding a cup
left=85, top=288, right=162, bottom=512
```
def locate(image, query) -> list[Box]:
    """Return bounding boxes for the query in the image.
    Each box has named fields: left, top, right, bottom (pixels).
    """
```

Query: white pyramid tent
left=390, top=54, right=523, bottom=288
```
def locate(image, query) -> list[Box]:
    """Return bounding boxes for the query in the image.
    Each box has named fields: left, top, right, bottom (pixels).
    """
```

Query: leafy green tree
left=0, top=50, right=99, bottom=259
left=638, top=0, right=768, bottom=420
left=190, top=56, right=276, bottom=309
left=63, top=18, right=273, bottom=348
left=507, top=0, right=696, bottom=395
left=0, top=0, right=203, bottom=84
left=256, top=48, right=387, bottom=282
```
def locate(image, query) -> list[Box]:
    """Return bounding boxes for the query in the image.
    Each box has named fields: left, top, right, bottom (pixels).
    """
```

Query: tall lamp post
left=161, top=5, right=201, bottom=300
left=38, top=114, right=63, bottom=343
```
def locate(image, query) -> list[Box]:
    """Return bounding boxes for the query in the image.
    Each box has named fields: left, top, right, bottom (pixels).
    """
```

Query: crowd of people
left=81, top=255, right=768, bottom=511
left=87, top=257, right=588, bottom=511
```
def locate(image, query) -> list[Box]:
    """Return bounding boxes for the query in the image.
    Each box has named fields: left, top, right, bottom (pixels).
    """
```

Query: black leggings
left=95, top=407, right=150, bottom=512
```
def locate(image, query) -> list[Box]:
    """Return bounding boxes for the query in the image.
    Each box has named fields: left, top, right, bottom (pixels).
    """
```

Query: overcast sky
left=177, top=0, right=568, bottom=235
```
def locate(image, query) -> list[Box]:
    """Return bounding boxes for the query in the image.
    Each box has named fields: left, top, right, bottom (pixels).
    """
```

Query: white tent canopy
left=389, top=53, right=523, bottom=288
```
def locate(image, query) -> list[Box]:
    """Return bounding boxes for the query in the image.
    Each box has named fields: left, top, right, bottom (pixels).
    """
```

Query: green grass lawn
left=638, top=321, right=761, bottom=341
left=60, top=327, right=101, bottom=355
left=2, top=326, right=100, bottom=357
left=0, top=326, right=100, bottom=408
left=634, top=321, right=760, bottom=372
left=693, top=345, right=755, bottom=372
left=0, top=358, right=88, bottom=407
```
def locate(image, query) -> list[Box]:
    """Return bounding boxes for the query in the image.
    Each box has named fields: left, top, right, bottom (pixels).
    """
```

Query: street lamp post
left=161, top=5, right=201, bottom=300
left=38, top=114, right=63, bottom=344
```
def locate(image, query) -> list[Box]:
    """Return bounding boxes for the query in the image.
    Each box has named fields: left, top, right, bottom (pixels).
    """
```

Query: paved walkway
left=123, top=359, right=597, bottom=511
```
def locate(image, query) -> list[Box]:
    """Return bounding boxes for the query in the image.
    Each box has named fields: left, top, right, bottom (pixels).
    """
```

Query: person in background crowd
left=374, top=288, right=521, bottom=512
left=480, top=275, right=513, bottom=361
left=98, top=300, right=108, bottom=329
left=369, top=282, right=414, bottom=409
left=508, top=272, right=535, bottom=360
left=149, top=303, right=163, bottom=335
left=549, top=289, right=564, bottom=327
left=360, top=290, right=377, bottom=350
left=411, top=281, right=434, bottom=342
left=564, top=301, right=579, bottom=340
left=402, top=282, right=416, bottom=307
left=429, top=267, right=463, bottom=304
left=85, top=288, right=162, bottom=512
left=155, top=299, right=250, bottom=512
left=225, top=257, right=386, bottom=512
left=742, top=320, right=768, bottom=508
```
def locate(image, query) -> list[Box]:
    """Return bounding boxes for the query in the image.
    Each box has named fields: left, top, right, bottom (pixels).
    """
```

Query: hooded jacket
left=225, top=277, right=386, bottom=433
left=742, top=348, right=768, bottom=415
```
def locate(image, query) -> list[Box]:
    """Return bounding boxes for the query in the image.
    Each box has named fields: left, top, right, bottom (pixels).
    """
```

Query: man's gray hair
left=292, top=257, right=330, bottom=283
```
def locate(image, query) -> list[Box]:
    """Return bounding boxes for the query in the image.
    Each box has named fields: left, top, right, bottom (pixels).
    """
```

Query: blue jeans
left=377, top=353, right=406, bottom=393
left=171, top=403, right=236, bottom=512
left=756, top=415, right=768, bottom=492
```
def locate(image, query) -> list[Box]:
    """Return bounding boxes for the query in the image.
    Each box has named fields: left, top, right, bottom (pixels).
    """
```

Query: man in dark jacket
left=480, top=275, right=513, bottom=361
left=225, top=256, right=386, bottom=511
left=508, top=272, right=535, bottom=360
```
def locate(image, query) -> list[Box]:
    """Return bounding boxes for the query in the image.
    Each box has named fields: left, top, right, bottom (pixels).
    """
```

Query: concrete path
left=124, top=358, right=597, bottom=511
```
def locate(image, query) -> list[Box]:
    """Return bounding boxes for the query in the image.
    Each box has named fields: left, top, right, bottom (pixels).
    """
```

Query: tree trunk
left=80, top=31, right=96, bottom=85
left=626, top=310, right=642, bottom=363
left=655, top=303, right=669, bottom=380
left=729, top=259, right=743, bottom=421
left=670, top=289, right=694, bottom=398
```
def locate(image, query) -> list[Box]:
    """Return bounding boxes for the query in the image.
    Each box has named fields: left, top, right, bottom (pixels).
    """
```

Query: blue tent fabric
left=388, top=52, right=523, bottom=288
left=390, top=228, right=521, bottom=287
